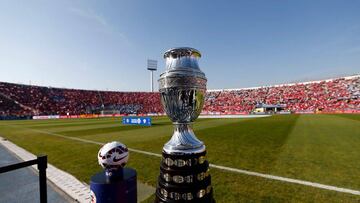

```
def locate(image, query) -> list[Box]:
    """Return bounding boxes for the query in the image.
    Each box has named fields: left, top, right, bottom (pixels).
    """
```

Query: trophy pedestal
left=90, top=168, right=137, bottom=203
left=155, top=151, right=214, bottom=203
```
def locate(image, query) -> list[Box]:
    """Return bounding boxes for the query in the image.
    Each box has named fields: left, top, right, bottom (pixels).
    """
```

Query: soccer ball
left=98, top=141, right=129, bottom=170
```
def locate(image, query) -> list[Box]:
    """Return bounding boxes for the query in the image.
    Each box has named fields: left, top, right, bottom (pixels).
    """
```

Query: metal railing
left=0, top=155, right=48, bottom=203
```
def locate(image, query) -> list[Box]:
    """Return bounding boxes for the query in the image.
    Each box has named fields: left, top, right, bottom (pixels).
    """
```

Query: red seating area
left=0, top=75, right=359, bottom=116
left=0, top=82, right=162, bottom=116
left=203, top=76, right=360, bottom=114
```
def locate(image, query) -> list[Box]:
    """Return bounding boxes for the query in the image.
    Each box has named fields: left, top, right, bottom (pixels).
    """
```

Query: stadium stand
left=0, top=94, right=30, bottom=116
left=0, top=82, right=162, bottom=116
left=0, top=75, right=359, bottom=118
left=203, top=75, right=360, bottom=114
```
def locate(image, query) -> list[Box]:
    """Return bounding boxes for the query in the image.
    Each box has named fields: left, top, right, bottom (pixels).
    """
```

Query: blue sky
left=0, top=0, right=359, bottom=91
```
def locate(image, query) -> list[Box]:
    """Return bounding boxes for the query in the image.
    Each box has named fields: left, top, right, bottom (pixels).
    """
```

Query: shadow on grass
left=195, top=115, right=300, bottom=170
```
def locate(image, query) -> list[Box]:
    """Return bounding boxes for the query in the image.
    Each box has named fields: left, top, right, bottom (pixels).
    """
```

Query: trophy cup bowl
left=155, top=47, right=214, bottom=203
left=158, top=47, right=207, bottom=154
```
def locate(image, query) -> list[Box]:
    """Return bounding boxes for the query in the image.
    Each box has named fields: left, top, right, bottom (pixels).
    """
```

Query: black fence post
left=37, top=155, right=48, bottom=203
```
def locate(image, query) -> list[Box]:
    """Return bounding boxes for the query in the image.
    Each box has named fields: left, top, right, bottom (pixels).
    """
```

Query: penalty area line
left=7, top=125, right=360, bottom=196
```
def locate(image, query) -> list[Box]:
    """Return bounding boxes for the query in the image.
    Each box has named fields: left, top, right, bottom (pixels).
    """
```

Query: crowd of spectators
left=203, top=76, right=360, bottom=114
left=0, top=82, right=162, bottom=116
left=0, top=94, right=32, bottom=117
left=0, top=76, right=359, bottom=117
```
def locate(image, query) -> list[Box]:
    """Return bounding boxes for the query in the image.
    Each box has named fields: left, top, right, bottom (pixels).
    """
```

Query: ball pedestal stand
left=90, top=168, right=137, bottom=203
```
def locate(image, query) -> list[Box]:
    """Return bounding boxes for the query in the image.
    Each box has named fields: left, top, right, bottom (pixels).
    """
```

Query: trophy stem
left=163, top=123, right=205, bottom=154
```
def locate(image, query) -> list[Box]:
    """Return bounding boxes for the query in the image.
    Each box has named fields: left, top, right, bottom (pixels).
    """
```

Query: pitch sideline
left=5, top=125, right=360, bottom=196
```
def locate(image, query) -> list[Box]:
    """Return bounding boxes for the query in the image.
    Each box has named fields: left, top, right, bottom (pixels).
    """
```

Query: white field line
left=6, top=126, right=360, bottom=196
left=209, top=164, right=360, bottom=196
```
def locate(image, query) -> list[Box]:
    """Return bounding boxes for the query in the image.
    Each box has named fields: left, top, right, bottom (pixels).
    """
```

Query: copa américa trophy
left=90, top=141, right=137, bottom=203
left=155, top=47, right=214, bottom=202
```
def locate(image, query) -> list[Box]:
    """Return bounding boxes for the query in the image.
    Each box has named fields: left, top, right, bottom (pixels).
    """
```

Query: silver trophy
left=156, top=47, right=213, bottom=202
left=158, top=47, right=207, bottom=155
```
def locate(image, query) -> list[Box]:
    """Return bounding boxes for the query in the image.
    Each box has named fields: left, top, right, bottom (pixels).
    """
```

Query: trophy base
left=155, top=150, right=214, bottom=203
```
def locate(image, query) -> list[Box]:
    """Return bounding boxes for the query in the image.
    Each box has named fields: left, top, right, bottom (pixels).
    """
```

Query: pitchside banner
left=122, top=116, right=151, bottom=126
left=33, top=115, right=60, bottom=120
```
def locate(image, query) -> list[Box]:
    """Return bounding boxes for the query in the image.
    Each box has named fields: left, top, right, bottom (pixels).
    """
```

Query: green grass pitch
left=0, top=114, right=359, bottom=202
